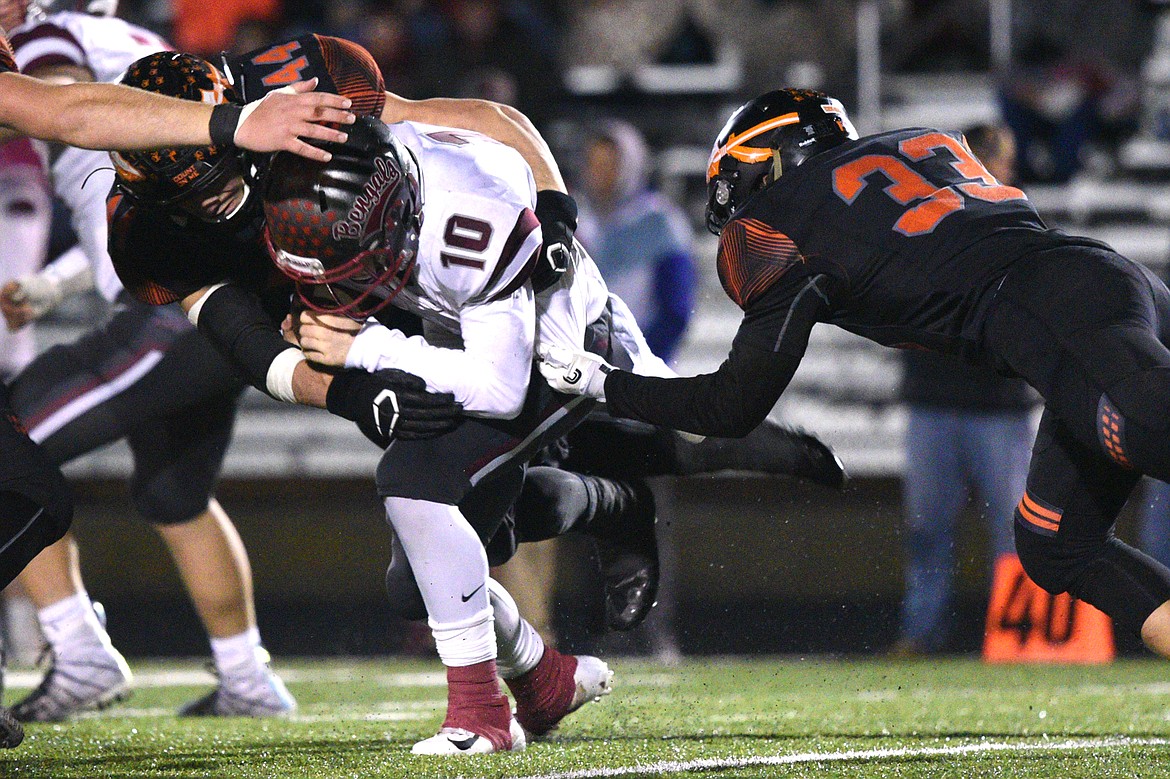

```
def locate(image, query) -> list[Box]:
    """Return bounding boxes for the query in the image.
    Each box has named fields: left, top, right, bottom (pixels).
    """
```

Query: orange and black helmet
left=705, top=88, right=857, bottom=234
left=110, top=52, right=241, bottom=208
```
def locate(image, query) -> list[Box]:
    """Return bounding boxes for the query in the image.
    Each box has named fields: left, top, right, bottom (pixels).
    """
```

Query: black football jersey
left=221, top=34, right=385, bottom=118
left=107, top=189, right=285, bottom=310
left=0, top=32, right=17, bottom=73
left=717, top=128, right=1102, bottom=357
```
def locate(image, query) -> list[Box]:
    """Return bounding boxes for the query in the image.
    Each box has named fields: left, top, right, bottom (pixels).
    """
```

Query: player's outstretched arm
left=381, top=92, right=565, bottom=192
left=0, top=73, right=352, bottom=160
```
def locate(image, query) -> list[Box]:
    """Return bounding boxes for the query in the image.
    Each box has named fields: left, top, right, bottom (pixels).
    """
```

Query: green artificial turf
left=2, top=656, right=1169, bottom=778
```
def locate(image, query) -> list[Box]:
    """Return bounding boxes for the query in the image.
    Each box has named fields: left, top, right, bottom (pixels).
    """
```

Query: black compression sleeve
left=604, top=277, right=824, bottom=437
left=605, top=347, right=802, bottom=437
left=195, top=284, right=295, bottom=395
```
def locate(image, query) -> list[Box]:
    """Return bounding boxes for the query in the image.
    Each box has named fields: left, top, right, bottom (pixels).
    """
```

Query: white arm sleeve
left=346, top=291, right=535, bottom=418
left=41, top=245, right=95, bottom=298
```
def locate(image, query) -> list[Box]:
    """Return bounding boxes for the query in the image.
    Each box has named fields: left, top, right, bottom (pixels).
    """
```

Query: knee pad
left=1014, top=520, right=1083, bottom=595
left=130, top=474, right=208, bottom=525
left=514, top=467, right=588, bottom=542
left=1016, top=521, right=1170, bottom=637
left=384, top=554, right=427, bottom=622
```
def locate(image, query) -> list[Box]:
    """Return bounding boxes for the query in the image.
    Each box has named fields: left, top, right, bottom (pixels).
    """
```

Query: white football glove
left=538, top=344, right=613, bottom=399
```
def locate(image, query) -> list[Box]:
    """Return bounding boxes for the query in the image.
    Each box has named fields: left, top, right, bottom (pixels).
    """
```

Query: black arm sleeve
left=195, top=284, right=296, bottom=396
left=604, top=273, right=829, bottom=437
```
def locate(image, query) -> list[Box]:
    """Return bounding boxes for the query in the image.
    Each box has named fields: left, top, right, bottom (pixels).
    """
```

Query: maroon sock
left=443, top=660, right=513, bottom=750
left=505, top=647, right=578, bottom=736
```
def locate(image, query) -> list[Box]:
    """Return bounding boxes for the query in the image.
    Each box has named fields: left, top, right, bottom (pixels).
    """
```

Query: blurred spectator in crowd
left=576, top=119, right=696, bottom=660
left=577, top=119, right=695, bottom=362
left=0, top=139, right=51, bottom=667
left=173, top=0, right=280, bottom=56
left=1139, top=479, right=1170, bottom=569
left=885, top=0, right=991, bottom=72
left=999, top=35, right=1139, bottom=183
left=892, top=125, right=1039, bottom=655
left=410, top=0, right=560, bottom=125
left=560, top=0, right=706, bottom=73
left=732, top=0, right=855, bottom=95
left=0, top=139, right=49, bottom=384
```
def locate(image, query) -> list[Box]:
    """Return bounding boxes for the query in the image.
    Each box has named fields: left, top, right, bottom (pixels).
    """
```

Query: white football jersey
left=345, top=121, right=674, bottom=416
left=387, top=121, right=543, bottom=330
left=11, top=13, right=168, bottom=302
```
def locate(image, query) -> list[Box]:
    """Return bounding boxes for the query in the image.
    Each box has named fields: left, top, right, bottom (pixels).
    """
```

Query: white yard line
left=511, top=737, right=1170, bottom=779
left=5, top=668, right=450, bottom=690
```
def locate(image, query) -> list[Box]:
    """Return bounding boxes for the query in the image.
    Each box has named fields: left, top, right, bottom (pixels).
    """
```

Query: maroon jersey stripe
left=485, top=207, right=541, bottom=302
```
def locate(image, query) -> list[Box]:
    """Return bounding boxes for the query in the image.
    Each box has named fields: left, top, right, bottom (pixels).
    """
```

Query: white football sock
left=37, top=592, right=108, bottom=657
left=384, top=497, right=495, bottom=666
left=428, top=607, right=497, bottom=667
left=210, top=626, right=263, bottom=677
left=487, top=577, right=545, bottom=679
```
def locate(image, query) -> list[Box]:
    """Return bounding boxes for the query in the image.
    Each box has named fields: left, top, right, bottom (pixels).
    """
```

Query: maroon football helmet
left=263, top=116, right=422, bottom=318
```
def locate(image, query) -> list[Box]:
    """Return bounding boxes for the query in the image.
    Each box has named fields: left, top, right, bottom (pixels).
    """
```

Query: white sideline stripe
left=69, top=707, right=433, bottom=723
left=511, top=737, right=1170, bottom=779
left=29, top=349, right=164, bottom=442
left=6, top=668, right=449, bottom=689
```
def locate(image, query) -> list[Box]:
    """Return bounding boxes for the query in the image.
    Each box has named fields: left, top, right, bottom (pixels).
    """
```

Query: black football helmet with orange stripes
left=111, top=52, right=242, bottom=210
left=262, top=116, right=422, bottom=319
left=705, top=88, right=858, bottom=235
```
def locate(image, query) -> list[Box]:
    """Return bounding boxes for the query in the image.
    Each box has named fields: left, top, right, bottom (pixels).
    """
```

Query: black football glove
left=326, top=368, right=462, bottom=448
left=531, top=190, right=578, bottom=291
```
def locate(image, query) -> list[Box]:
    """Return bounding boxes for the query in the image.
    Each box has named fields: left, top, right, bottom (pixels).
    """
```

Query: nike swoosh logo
left=448, top=735, right=479, bottom=751
left=461, top=583, right=485, bottom=602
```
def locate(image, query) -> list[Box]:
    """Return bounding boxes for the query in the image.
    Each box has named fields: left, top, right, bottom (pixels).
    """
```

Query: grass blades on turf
left=1, top=657, right=1169, bottom=778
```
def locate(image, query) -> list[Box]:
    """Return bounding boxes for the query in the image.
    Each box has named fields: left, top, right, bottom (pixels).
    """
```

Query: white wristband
left=266, top=348, right=306, bottom=403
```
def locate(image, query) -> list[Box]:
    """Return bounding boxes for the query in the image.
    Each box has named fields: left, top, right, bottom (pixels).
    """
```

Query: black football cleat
left=787, top=428, right=848, bottom=490
left=0, top=708, right=23, bottom=749
left=594, top=480, right=659, bottom=631
left=677, top=419, right=847, bottom=489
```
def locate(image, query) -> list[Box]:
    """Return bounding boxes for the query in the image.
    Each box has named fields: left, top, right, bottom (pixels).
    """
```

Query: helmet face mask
left=704, top=88, right=858, bottom=234
left=263, top=117, right=423, bottom=320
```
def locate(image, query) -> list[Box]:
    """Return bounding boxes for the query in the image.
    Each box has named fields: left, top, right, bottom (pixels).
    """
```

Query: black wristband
left=535, top=189, right=578, bottom=231
left=209, top=103, right=244, bottom=147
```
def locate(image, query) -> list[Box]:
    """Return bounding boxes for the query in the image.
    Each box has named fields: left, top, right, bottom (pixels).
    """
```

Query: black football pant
left=8, top=298, right=245, bottom=526
left=985, top=243, right=1170, bottom=636
left=0, top=383, right=71, bottom=591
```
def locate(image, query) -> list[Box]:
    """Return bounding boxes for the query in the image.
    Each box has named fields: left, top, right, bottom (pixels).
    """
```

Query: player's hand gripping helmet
left=263, top=116, right=423, bottom=319
left=110, top=52, right=241, bottom=210
left=705, top=88, right=858, bottom=234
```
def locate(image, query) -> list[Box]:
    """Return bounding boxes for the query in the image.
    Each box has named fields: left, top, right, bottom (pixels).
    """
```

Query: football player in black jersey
left=543, top=87, right=1170, bottom=661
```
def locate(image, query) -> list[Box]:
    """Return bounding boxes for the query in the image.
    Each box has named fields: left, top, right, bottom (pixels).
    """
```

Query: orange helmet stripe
left=707, top=112, right=800, bottom=180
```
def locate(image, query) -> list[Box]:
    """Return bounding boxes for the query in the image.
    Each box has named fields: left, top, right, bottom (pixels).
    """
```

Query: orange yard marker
left=983, top=553, right=1114, bottom=664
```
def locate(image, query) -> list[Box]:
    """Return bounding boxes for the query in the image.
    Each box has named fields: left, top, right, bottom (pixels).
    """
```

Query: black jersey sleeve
left=605, top=272, right=828, bottom=437
left=226, top=34, right=385, bottom=118
left=195, top=283, right=297, bottom=395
